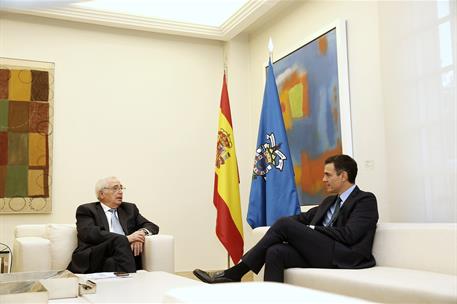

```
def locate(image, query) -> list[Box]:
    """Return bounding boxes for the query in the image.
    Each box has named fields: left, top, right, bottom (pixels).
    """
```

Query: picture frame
left=0, top=57, right=54, bottom=213
left=271, top=19, right=352, bottom=205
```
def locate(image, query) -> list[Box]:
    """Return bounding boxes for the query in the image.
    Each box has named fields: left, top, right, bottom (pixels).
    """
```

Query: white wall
left=0, top=13, right=232, bottom=271
left=378, top=0, right=457, bottom=222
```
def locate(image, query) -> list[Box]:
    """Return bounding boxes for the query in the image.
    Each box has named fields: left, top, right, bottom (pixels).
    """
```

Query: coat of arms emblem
left=253, top=133, right=287, bottom=179
left=216, top=129, right=232, bottom=168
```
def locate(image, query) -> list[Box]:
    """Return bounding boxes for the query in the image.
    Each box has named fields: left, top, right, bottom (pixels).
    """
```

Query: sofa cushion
left=373, top=223, right=457, bottom=275
left=15, top=224, right=47, bottom=238
left=45, top=224, right=77, bottom=270
left=285, top=266, right=457, bottom=303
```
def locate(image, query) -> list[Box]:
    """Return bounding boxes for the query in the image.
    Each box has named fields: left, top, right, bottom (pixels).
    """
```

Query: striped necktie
left=109, top=208, right=125, bottom=235
left=328, top=197, right=342, bottom=227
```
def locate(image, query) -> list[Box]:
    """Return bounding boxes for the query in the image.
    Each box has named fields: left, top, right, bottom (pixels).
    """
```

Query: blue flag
left=247, top=59, right=301, bottom=229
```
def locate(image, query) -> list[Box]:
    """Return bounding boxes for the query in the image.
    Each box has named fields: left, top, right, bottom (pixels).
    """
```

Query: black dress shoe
left=192, top=269, right=237, bottom=283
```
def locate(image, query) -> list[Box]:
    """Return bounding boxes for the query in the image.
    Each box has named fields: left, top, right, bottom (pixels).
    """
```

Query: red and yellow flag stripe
left=213, top=74, right=244, bottom=264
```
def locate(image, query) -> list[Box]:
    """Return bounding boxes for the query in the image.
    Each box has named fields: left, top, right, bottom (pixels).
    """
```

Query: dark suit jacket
left=296, top=186, right=379, bottom=268
left=68, top=201, right=159, bottom=273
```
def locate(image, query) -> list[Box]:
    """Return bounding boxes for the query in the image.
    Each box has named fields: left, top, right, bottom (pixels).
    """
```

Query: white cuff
left=140, top=228, right=152, bottom=236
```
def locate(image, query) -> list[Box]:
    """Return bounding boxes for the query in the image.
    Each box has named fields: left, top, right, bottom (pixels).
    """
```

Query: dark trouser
left=242, top=216, right=336, bottom=282
left=89, top=234, right=136, bottom=273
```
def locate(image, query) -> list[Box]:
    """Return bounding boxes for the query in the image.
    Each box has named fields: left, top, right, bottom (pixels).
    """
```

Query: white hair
left=95, top=176, right=119, bottom=200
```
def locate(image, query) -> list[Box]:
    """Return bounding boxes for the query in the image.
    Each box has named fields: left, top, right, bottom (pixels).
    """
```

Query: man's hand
left=127, top=230, right=146, bottom=256
left=130, top=241, right=143, bottom=256
left=127, top=230, right=146, bottom=243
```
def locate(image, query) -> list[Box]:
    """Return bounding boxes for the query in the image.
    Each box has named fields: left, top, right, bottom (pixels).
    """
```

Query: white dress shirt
left=100, top=202, right=151, bottom=235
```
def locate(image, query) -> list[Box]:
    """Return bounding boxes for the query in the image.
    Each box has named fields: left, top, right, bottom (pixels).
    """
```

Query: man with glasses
left=68, top=176, right=159, bottom=274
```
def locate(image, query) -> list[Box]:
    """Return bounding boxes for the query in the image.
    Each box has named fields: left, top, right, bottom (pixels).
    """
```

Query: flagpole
left=223, top=46, right=228, bottom=78
left=268, top=37, right=274, bottom=61
left=224, top=56, right=231, bottom=270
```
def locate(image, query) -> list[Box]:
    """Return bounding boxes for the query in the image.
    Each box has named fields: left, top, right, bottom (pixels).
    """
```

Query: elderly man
left=68, top=176, right=159, bottom=274
left=194, top=154, right=379, bottom=283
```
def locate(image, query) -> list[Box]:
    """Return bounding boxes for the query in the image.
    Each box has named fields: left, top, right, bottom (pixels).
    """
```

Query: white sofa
left=252, top=223, right=457, bottom=303
left=12, top=224, right=175, bottom=273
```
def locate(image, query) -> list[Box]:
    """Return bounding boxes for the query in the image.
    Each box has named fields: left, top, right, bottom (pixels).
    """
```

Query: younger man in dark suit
left=194, top=154, right=379, bottom=282
left=68, top=176, right=159, bottom=274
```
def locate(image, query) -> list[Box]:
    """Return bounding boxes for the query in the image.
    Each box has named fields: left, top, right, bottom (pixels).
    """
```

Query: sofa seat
left=286, top=266, right=457, bottom=303
left=252, top=223, right=457, bottom=303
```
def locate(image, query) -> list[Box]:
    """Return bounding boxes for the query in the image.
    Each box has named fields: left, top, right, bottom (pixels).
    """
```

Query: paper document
left=77, top=272, right=131, bottom=281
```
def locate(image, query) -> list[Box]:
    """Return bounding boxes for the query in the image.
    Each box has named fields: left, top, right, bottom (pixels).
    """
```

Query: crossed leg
left=243, top=216, right=335, bottom=281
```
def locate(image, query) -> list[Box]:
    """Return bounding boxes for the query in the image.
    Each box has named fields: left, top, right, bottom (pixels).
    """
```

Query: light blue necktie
left=109, top=208, right=125, bottom=235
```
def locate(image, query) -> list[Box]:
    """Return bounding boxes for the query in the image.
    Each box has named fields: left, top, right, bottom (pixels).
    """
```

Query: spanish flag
left=213, top=73, right=244, bottom=264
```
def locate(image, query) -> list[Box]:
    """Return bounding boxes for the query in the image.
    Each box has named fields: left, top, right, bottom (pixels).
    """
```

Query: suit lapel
left=311, top=195, right=336, bottom=225
left=310, top=186, right=360, bottom=226
left=95, top=202, right=110, bottom=231
left=335, top=186, right=360, bottom=225
left=117, top=204, right=129, bottom=234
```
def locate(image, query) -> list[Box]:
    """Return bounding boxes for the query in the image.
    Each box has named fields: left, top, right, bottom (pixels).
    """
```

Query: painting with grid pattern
left=0, top=57, right=54, bottom=213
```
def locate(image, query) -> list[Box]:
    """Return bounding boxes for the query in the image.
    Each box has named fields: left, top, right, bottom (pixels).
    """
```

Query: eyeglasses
left=103, top=185, right=126, bottom=192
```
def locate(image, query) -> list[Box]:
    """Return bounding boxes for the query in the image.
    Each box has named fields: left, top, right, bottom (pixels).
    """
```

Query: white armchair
left=12, top=224, right=174, bottom=273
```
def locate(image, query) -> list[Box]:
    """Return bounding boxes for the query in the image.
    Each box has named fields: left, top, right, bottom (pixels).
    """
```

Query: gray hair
left=95, top=176, right=119, bottom=200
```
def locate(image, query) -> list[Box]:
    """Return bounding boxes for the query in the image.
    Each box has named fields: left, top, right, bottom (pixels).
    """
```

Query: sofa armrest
left=252, top=226, right=270, bottom=243
left=142, top=234, right=174, bottom=273
left=14, top=224, right=47, bottom=238
left=13, top=237, right=52, bottom=272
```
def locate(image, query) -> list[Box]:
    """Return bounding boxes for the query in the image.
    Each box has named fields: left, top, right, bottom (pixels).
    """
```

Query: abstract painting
left=272, top=21, right=352, bottom=205
left=0, top=57, right=54, bottom=213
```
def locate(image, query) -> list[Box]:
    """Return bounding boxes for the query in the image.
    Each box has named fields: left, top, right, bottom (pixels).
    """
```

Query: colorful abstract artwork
left=272, top=23, right=352, bottom=205
left=0, top=57, right=54, bottom=213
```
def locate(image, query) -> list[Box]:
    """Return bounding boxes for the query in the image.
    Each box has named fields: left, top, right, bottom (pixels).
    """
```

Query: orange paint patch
left=332, top=107, right=339, bottom=125
left=294, top=165, right=302, bottom=187
left=279, top=90, right=292, bottom=130
left=278, top=71, right=310, bottom=131
left=318, top=36, right=328, bottom=55
left=299, top=144, right=342, bottom=195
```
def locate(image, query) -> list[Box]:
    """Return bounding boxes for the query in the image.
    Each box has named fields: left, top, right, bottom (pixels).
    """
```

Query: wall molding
left=0, top=0, right=281, bottom=41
